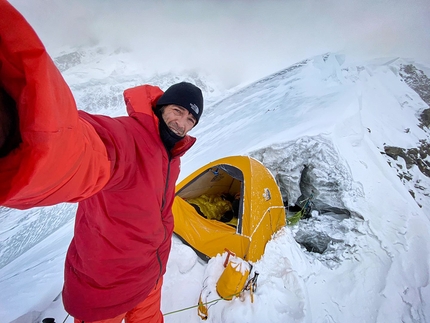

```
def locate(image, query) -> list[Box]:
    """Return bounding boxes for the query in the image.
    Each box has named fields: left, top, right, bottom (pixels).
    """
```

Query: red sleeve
left=0, top=0, right=111, bottom=209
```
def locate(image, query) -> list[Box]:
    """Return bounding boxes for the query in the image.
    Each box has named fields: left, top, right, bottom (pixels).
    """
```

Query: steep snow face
left=1, top=51, right=430, bottom=323
left=184, top=54, right=430, bottom=214
left=0, top=204, right=76, bottom=269
left=54, top=46, right=229, bottom=115
left=182, top=54, right=358, bottom=176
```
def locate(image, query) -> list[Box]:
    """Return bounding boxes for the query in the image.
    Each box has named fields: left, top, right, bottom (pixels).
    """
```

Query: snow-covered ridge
left=187, top=53, right=430, bottom=211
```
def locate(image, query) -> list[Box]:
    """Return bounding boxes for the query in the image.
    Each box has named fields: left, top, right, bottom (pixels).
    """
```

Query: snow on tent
left=172, top=156, right=286, bottom=263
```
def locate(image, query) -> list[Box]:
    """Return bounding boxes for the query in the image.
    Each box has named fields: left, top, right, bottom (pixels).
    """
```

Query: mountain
left=0, top=51, right=429, bottom=323
left=186, top=53, right=430, bottom=214
left=53, top=46, right=230, bottom=114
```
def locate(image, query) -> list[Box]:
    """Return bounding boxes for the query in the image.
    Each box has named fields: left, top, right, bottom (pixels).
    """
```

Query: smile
left=169, top=126, right=184, bottom=137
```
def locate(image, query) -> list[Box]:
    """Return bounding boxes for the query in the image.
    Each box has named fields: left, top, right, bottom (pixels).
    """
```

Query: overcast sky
left=9, top=0, right=430, bottom=87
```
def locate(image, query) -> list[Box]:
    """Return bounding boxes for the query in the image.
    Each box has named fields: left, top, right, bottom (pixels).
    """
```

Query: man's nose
left=176, top=117, right=187, bottom=129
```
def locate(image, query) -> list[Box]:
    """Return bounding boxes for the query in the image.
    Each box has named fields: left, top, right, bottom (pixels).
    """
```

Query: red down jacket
left=0, top=1, right=196, bottom=320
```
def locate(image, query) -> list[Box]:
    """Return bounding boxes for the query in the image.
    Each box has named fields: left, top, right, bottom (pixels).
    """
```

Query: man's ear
left=0, top=88, right=21, bottom=157
left=157, top=105, right=166, bottom=117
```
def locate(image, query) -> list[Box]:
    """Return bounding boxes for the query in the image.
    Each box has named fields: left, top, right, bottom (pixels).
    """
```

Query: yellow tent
left=173, top=156, right=286, bottom=262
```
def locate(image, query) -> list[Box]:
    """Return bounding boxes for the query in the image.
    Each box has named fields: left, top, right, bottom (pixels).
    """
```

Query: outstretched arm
left=0, top=0, right=111, bottom=209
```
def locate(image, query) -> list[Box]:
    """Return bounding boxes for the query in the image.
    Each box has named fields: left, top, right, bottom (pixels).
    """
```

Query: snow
left=1, top=10, right=430, bottom=323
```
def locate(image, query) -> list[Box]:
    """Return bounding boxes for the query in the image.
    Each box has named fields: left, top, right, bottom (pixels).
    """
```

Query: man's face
left=161, top=104, right=197, bottom=137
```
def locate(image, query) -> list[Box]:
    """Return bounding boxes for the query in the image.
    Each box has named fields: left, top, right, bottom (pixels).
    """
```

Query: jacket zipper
left=160, top=156, right=171, bottom=212
left=156, top=156, right=171, bottom=283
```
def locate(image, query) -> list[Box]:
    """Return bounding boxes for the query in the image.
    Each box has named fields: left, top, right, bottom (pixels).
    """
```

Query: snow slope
left=1, top=51, right=429, bottom=323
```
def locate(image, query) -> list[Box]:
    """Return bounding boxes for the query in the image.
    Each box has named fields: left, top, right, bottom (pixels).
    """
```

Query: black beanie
left=156, top=82, right=204, bottom=124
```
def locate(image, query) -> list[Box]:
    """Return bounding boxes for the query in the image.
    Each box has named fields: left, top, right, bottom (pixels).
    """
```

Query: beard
left=166, top=122, right=185, bottom=137
left=154, top=108, right=184, bottom=152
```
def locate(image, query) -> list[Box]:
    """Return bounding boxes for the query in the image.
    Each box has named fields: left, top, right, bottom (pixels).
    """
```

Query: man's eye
left=188, top=118, right=196, bottom=125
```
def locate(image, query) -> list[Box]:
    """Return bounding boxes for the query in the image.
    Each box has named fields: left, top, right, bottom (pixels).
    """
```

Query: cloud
left=8, top=0, right=430, bottom=87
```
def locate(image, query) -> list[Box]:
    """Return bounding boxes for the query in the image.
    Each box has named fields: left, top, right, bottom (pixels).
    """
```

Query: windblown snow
left=1, top=50, right=429, bottom=323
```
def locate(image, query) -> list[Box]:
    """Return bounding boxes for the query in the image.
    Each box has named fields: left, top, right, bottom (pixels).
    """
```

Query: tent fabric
left=173, top=156, right=286, bottom=262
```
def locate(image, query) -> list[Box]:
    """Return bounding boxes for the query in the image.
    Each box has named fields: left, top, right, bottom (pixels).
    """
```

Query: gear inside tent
left=173, top=156, right=286, bottom=262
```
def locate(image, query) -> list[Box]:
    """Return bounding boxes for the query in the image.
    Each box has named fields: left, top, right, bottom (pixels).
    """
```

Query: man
left=0, top=1, right=203, bottom=322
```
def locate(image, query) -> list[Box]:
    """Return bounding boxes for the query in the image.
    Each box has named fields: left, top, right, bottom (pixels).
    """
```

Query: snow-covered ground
left=2, top=1, right=430, bottom=321
left=1, top=46, right=429, bottom=323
